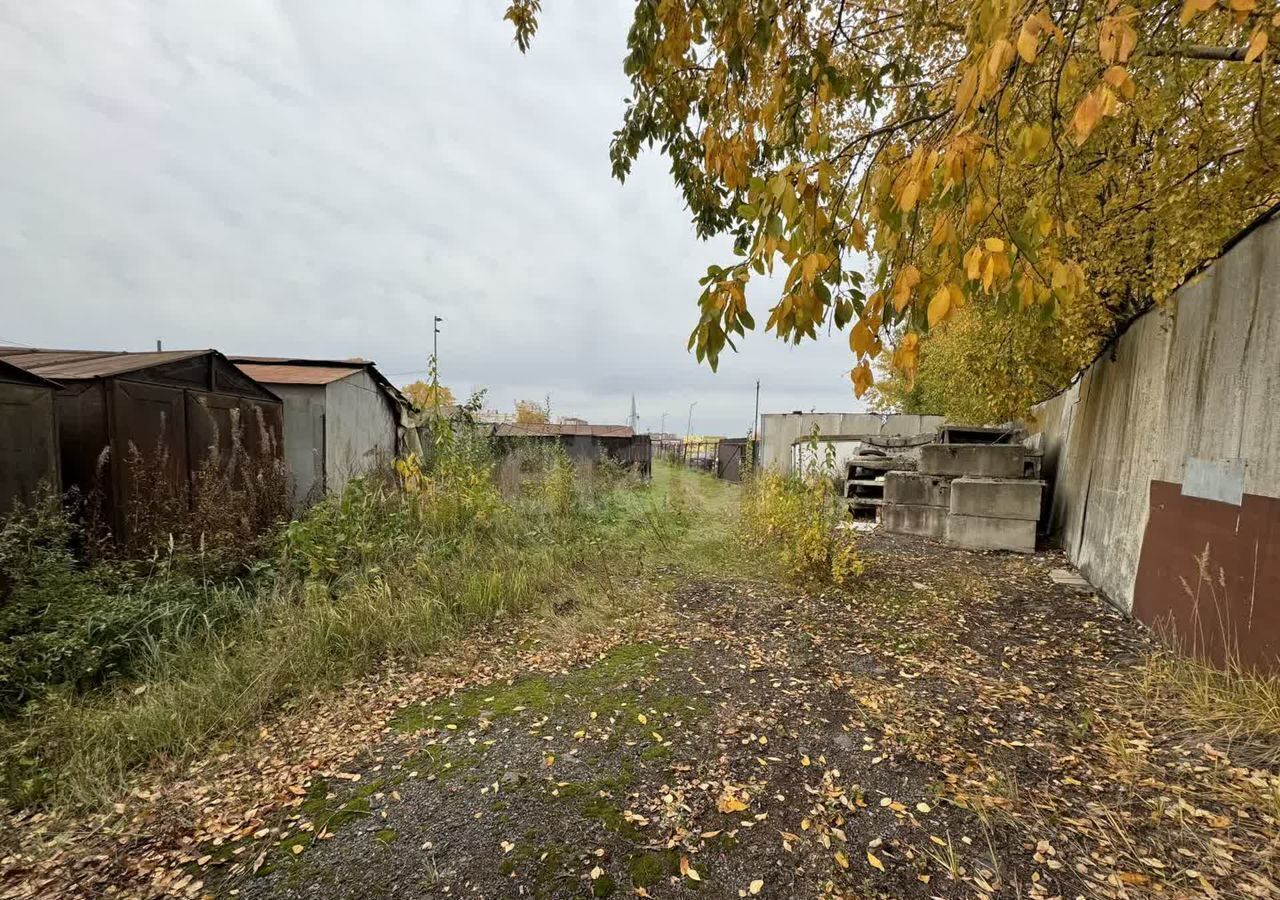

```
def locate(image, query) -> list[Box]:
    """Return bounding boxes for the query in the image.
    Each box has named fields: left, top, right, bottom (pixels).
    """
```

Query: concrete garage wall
left=759, top=412, right=945, bottom=472
left=324, top=369, right=397, bottom=496
left=1032, top=207, right=1280, bottom=669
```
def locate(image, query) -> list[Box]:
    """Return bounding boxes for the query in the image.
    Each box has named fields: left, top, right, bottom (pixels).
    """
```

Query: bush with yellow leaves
left=739, top=438, right=862, bottom=585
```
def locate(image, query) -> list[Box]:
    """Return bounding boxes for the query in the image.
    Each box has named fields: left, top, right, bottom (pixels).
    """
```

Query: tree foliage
left=403, top=381, right=456, bottom=411
left=869, top=302, right=1086, bottom=422
left=515, top=399, right=551, bottom=424
left=509, top=0, right=1279, bottom=408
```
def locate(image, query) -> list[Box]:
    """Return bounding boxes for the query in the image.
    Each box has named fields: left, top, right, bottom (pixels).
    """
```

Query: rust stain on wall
left=1134, top=480, right=1280, bottom=671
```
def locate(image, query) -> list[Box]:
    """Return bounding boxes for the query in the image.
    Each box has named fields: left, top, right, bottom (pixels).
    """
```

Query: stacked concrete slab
left=882, top=444, right=1041, bottom=553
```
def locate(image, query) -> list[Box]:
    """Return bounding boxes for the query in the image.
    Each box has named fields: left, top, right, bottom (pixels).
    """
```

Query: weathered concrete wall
left=324, top=370, right=397, bottom=496
left=270, top=383, right=327, bottom=509
left=1032, top=209, right=1280, bottom=669
left=759, top=412, right=945, bottom=472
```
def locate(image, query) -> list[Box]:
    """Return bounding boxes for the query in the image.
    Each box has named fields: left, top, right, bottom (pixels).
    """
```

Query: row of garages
left=0, top=347, right=411, bottom=535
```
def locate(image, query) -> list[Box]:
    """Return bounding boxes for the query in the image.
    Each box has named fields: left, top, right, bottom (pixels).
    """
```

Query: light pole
left=432, top=316, right=443, bottom=381
left=753, top=379, right=760, bottom=438
left=659, top=412, right=668, bottom=437
left=686, top=401, right=697, bottom=441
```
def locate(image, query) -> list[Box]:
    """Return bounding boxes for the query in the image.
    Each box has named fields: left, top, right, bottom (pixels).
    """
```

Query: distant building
left=232, top=357, right=410, bottom=508
left=759, top=412, right=946, bottom=473
left=493, top=422, right=650, bottom=477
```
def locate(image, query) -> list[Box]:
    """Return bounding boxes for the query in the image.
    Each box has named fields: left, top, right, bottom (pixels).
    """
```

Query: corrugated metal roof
left=0, top=348, right=208, bottom=379
left=495, top=423, right=635, bottom=438
left=227, top=356, right=408, bottom=408
left=231, top=355, right=370, bottom=365
left=0, top=358, right=59, bottom=388
left=234, top=363, right=358, bottom=386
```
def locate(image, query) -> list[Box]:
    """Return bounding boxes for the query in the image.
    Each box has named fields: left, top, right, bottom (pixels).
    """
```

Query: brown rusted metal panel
left=715, top=439, right=756, bottom=483
left=0, top=348, right=208, bottom=380
left=185, top=392, right=285, bottom=472
left=0, top=349, right=284, bottom=541
left=53, top=381, right=110, bottom=511
left=186, top=392, right=242, bottom=471
left=242, top=399, right=285, bottom=466
left=1133, top=480, right=1280, bottom=672
left=0, top=381, right=60, bottom=513
left=235, top=363, right=357, bottom=386
left=110, top=380, right=188, bottom=538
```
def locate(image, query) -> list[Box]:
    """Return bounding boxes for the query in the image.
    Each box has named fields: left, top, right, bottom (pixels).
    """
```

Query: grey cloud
left=0, top=0, right=866, bottom=435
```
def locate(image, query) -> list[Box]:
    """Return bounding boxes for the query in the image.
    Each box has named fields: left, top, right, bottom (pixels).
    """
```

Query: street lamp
left=432, top=316, right=444, bottom=393
left=686, top=401, right=698, bottom=441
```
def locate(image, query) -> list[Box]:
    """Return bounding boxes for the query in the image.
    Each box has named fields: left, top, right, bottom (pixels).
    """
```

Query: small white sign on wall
left=1182, top=457, right=1246, bottom=506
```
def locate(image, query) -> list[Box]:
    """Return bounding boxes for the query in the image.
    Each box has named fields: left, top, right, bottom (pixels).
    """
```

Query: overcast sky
left=0, top=1, right=867, bottom=435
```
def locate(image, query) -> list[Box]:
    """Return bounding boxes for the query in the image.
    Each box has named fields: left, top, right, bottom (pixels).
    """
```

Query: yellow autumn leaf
left=955, top=65, right=978, bottom=115
left=898, top=179, right=920, bottom=213
left=1017, top=24, right=1038, bottom=64
left=983, top=237, right=1005, bottom=252
left=927, top=285, right=951, bottom=327
left=1180, top=0, right=1216, bottom=24
left=1103, top=65, right=1135, bottom=100
left=849, top=218, right=867, bottom=251
left=849, top=318, right=874, bottom=357
left=965, top=246, right=984, bottom=281
left=867, top=850, right=886, bottom=872
left=834, top=850, right=849, bottom=869
left=1072, top=91, right=1102, bottom=144
left=801, top=253, right=820, bottom=284
left=1244, top=28, right=1268, bottom=64
left=717, top=787, right=749, bottom=813
left=891, top=264, right=922, bottom=312
left=749, top=879, right=764, bottom=894
left=851, top=361, right=873, bottom=398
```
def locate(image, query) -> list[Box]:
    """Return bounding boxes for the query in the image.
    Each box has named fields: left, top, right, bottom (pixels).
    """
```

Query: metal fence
left=653, top=438, right=756, bottom=482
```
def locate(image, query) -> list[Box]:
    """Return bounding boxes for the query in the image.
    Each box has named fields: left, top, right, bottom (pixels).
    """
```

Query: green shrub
left=738, top=433, right=862, bottom=585
left=0, top=493, right=253, bottom=714
left=0, top=426, right=663, bottom=811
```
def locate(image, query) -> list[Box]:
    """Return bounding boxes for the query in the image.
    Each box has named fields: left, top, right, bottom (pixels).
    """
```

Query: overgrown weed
left=737, top=429, right=862, bottom=585
left=0, top=420, right=678, bottom=812
left=1136, top=650, right=1280, bottom=769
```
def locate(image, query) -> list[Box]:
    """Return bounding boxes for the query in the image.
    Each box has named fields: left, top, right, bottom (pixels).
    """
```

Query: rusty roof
left=495, top=423, right=635, bottom=439
left=228, top=356, right=408, bottom=407
left=234, top=363, right=360, bottom=386
left=0, top=348, right=209, bottom=380
left=0, top=357, right=59, bottom=388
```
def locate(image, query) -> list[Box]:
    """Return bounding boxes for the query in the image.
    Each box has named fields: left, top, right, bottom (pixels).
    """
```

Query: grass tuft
left=1137, top=649, right=1280, bottom=768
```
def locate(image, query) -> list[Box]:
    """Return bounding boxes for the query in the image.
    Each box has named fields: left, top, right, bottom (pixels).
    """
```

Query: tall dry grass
left=0, top=422, right=664, bottom=812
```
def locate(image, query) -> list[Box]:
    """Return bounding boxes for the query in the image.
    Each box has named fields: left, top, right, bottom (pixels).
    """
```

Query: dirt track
left=224, top=533, right=1278, bottom=899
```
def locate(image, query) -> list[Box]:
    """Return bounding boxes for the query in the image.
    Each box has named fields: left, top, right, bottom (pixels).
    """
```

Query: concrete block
left=920, top=443, right=1025, bottom=478
left=883, top=471, right=952, bottom=508
left=949, top=477, right=1043, bottom=521
left=946, top=514, right=1036, bottom=553
left=880, top=503, right=947, bottom=540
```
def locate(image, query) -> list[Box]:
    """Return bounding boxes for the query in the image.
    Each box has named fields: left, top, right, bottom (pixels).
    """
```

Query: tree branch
left=1148, top=44, right=1256, bottom=63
